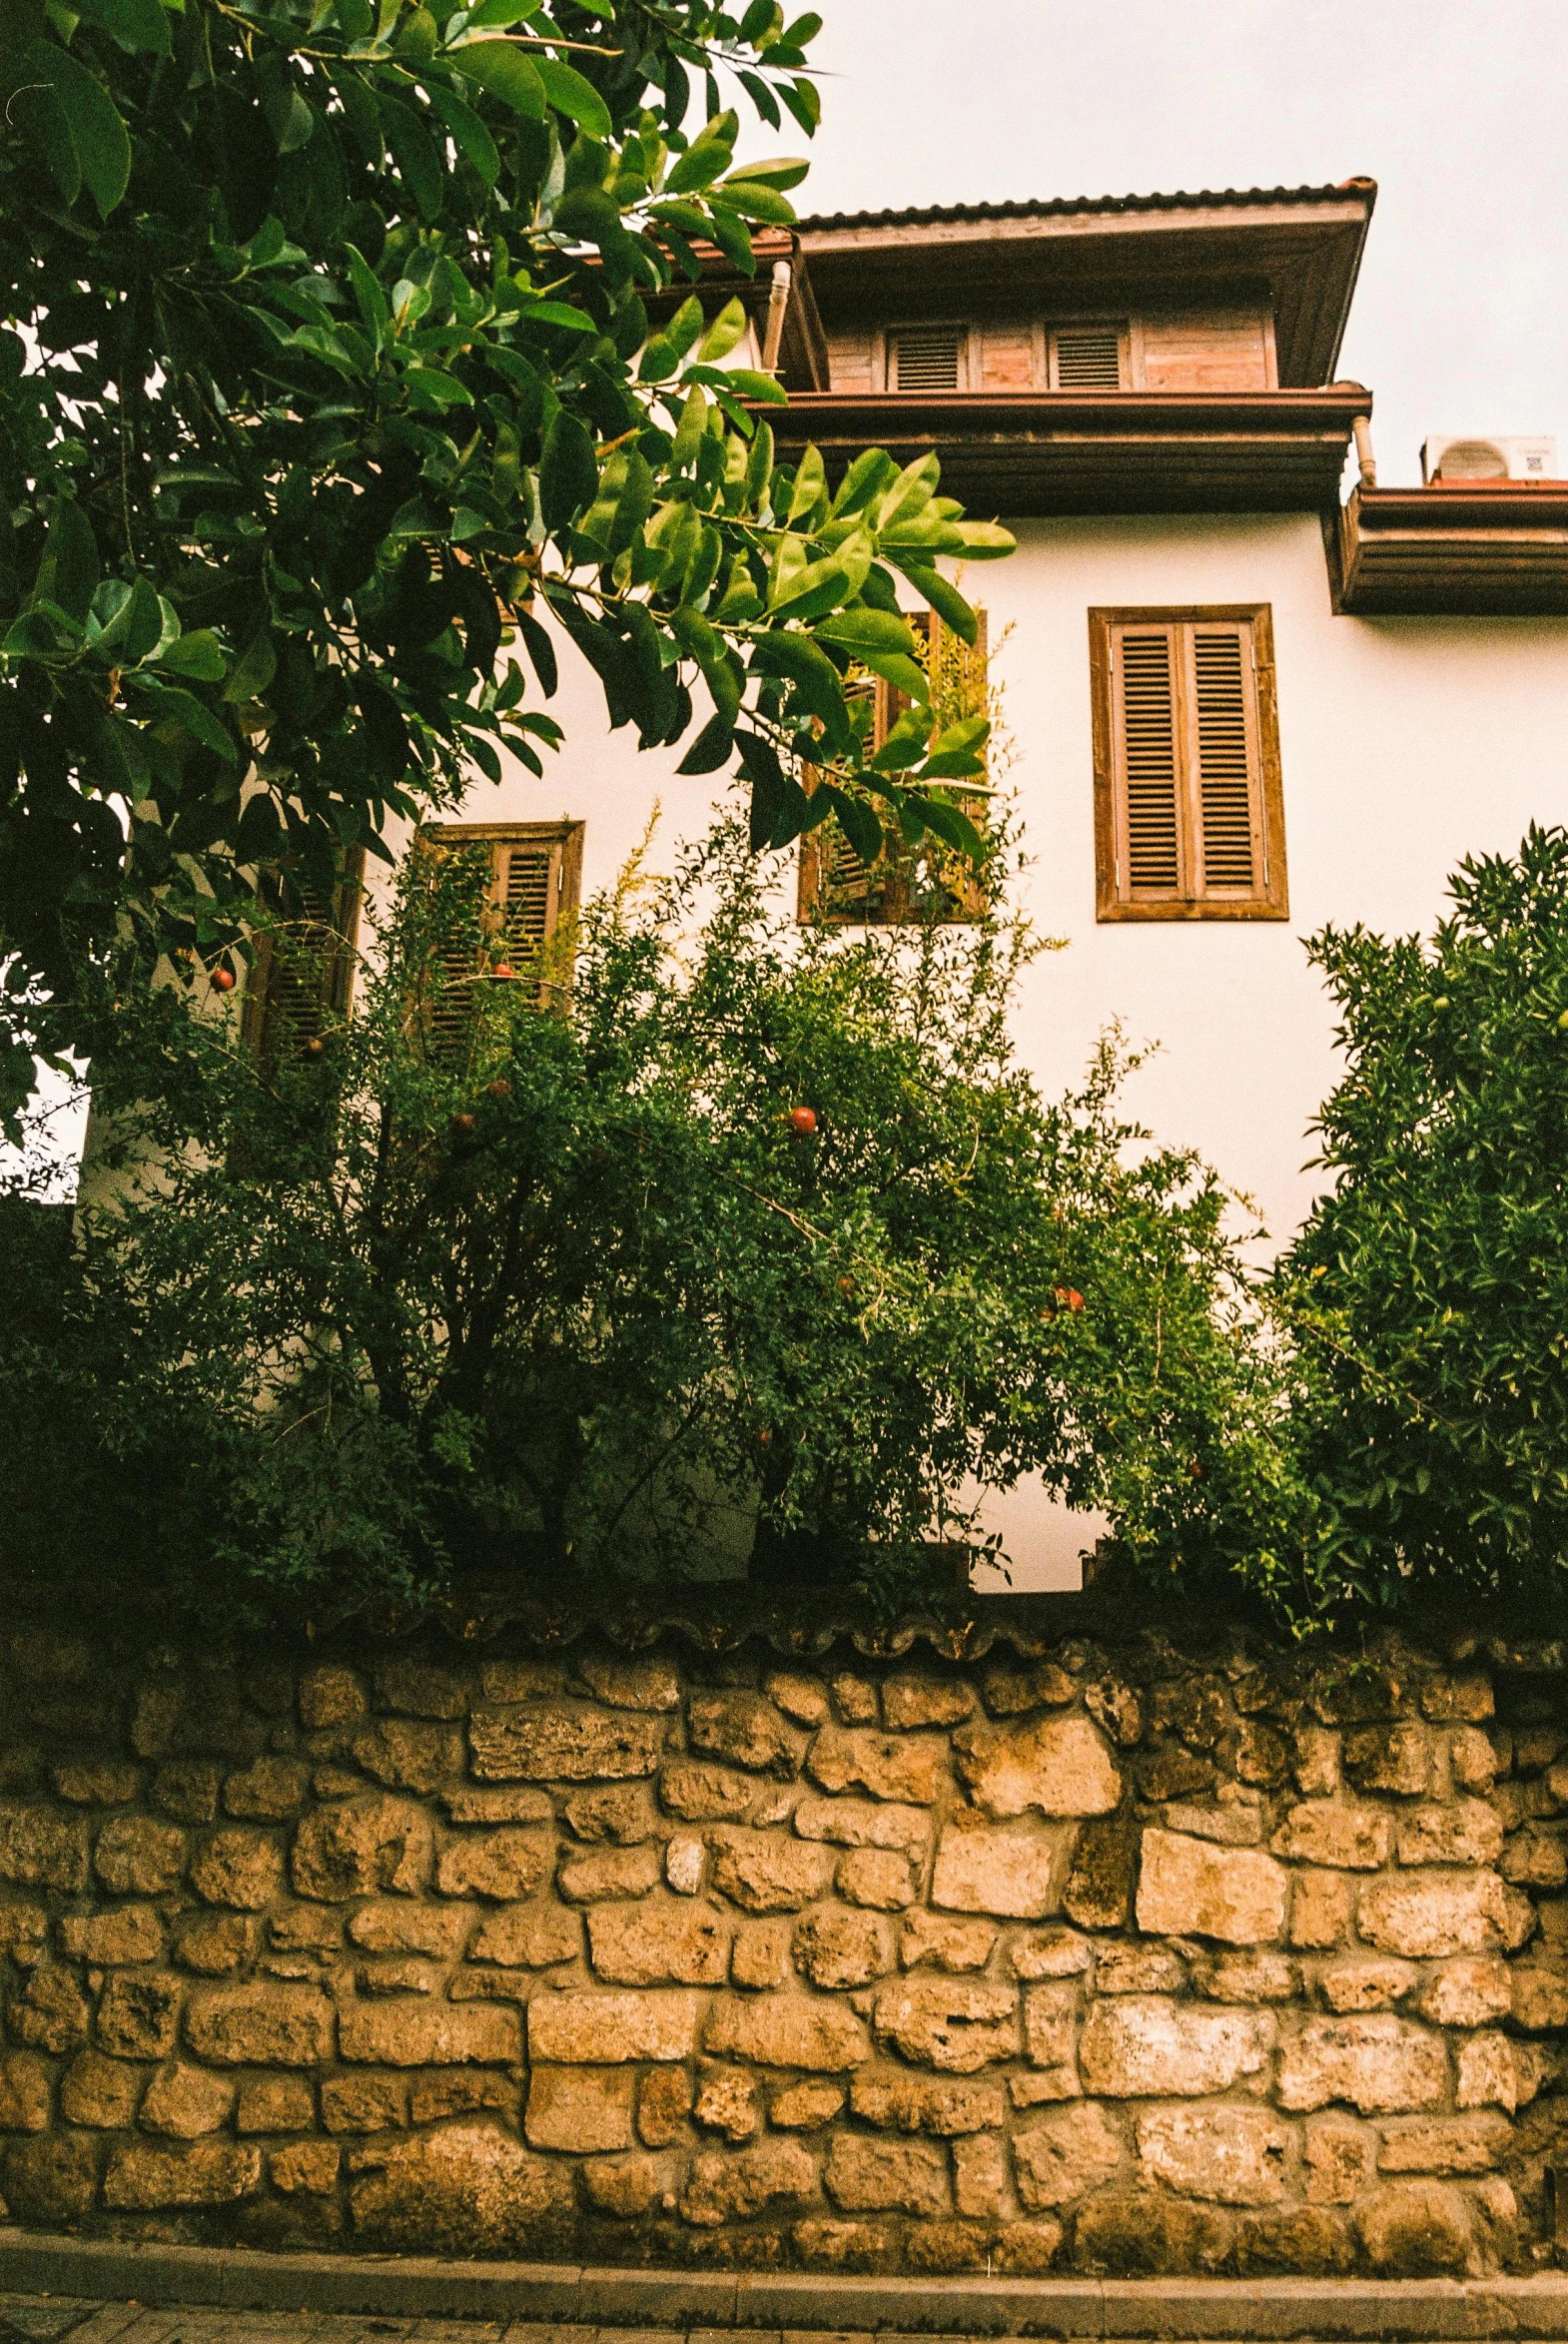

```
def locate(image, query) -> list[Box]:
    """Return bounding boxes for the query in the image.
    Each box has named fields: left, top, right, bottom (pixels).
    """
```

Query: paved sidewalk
left=0, top=2299, right=719, bottom=2344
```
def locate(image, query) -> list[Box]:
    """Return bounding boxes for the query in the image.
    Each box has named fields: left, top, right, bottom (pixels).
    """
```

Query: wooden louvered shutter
left=243, top=847, right=365, bottom=1062
left=1111, top=622, right=1184, bottom=900
left=417, top=821, right=584, bottom=1055
left=887, top=326, right=966, bottom=392
left=1094, top=606, right=1284, bottom=921
left=1050, top=323, right=1126, bottom=390
left=1188, top=621, right=1263, bottom=897
left=798, top=612, right=989, bottom=925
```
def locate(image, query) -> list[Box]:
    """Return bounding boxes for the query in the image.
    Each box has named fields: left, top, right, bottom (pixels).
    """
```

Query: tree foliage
left=0, top=817, right=1291, bottom=1619
left=0, top=0, right=1011, bottom=1129
left=1276, top=824, right=1568, bottom=1620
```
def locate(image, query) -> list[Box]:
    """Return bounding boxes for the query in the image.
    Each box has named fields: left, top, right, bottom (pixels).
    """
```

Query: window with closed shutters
left=242, top=846, right=366, bottom=1064
left=1049, top=322, right=1127, bottom=390
left=415, top=820, right=584, bottom=1055
left=1089, top=605, right=1286, bottom=921
left=798, top=612, right=989, bottom=927
left=886, top=324, right=968, bottom=392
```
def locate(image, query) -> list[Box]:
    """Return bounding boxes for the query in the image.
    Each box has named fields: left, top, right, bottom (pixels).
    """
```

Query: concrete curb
left=4, top=2233, right=1568, bottom=2337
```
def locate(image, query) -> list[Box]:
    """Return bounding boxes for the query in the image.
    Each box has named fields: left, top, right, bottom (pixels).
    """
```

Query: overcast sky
left=792, top=0, right=1568, bottom=487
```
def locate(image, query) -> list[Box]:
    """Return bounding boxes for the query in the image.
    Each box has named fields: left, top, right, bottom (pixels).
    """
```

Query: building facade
left=257, top=182, right=1568, bottom=1582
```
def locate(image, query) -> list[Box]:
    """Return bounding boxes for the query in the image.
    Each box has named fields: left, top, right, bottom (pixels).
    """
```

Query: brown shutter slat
left=498, top=842, right=554, bottom=955
left=1190, top=624, right=1258, bottom=892
left=1115, top=627, right=1181, bottom=892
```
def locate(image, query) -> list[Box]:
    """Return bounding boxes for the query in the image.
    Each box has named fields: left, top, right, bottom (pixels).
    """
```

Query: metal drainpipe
left=1352, top=413, right=1377, bottom=489
left=761, top=261, right=792, bottom=375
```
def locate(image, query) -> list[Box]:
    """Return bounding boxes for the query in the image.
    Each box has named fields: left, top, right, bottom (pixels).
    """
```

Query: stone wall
left=1, top=1605, right=1567, bottom=2277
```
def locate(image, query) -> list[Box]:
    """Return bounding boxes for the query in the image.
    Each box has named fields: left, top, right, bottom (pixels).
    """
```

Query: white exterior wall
left=396, top=513, right=1568, bottom=1586
left=453, top=511, right=1568, bottom=1247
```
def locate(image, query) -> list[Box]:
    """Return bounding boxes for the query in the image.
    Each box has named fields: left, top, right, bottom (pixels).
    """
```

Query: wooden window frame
left=241, top=844, right=366, bottom=1060
left=798, top=614, right=989, bottom=928
left=416, top=819, right=585, bottom=1040
left=1089, top=603, right=1288, bottom=923
left=878, top=321, right=977, bottom=394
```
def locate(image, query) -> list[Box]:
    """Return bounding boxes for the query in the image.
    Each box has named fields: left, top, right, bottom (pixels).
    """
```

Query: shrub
left=0, top=816, right=1294, bottom=1619
left=1277, top=823, right=1568, bottom=1619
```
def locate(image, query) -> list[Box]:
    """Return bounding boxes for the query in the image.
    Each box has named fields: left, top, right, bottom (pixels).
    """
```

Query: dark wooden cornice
left=763, top=387, right=1369, bottom=515
left=1332, top=481, right=1568, bottom=615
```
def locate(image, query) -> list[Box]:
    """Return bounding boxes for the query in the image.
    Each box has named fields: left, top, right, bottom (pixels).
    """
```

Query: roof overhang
left=1332, top=482, right=1568, bottom=615
left=795, top=185, right=1377, bottom=388
left=763, top=389, right=1367, bottom=517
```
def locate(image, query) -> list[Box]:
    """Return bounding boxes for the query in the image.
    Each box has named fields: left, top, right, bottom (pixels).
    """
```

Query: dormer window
left=886, top=323, right=969, bottom=391
left=1048, top=322, right=1128, bottom=390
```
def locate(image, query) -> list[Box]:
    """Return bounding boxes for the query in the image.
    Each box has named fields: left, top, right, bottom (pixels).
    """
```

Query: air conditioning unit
left=1421, top=433, right=1558, bottom=483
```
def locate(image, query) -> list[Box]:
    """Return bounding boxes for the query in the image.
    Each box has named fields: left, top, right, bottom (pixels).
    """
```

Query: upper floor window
left=886, top=323, right=969, bottom=392
left=1088, top=605, right=1287, bottom=922
left=799, top=614, right=989, bottom=927
left=1047, top=322, right=1128, bottom=390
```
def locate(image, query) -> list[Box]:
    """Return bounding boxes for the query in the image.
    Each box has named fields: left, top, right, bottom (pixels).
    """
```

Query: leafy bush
left=1276, top=824, right=1568, bottom=1620
left=0, top=817, right=1292, bottom=1618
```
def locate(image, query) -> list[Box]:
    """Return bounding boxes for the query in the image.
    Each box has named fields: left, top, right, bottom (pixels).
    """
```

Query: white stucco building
left=277, top=181, right=1568, bottom=1582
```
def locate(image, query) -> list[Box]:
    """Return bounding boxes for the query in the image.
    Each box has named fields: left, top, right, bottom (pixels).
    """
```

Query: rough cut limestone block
left=1013, top=2101, right=1125, bottom=2208
left=1270, top=1803, right=1391, bottom=1870
left=588, top=1898, right=729, bottom=1984
left=557, top=1843, right=661, bottom=1904
left=94, top=1814, right=187, bottom=1895
left=1135, top=1828, right=1288, bottom=1945
left=882, top=1671, right=976, bottom=1730
left=795, top=1907, right=896, bottom=1990
left=703, top=1990, right=870, bottom=2071
left=952, top=1715, right=1122, bottom=1821
left=434, top=1827, right=552, bottom=1902
left=793, top=1795, right=929, bottom=1852
left=1395, top=1801, right=1506, bottom=1868
left=709, top=1829, right=833, bottom=1914
left=1355, top=1869, right=1534, bottom=1956
left=931, top=1817, right=1066, bottom=1919
left=467, top=1701, right=664, bottom=1783
left=873, top=1977, right=1019, bottom=2072
left=1376, top=2113, right=1513, bottom=2172
left=349, top=2120, right=574, bottom=2256
left=576, top=1652, right=681, bottom=1712
left=0, top=1803, right=91, bottom=1891
left=529, top=1987, right=699, bottom=2063
left=1413, top=1955, right=1512, bottom=2027
left=103, top=2140, right=262, bottom=2208
left=138, top=2060, right=235, bottom=2138
left=58, top=1904, right=163, bottom=1965
left=1137, top=2104, right=1288, bottom=2205
left=184, top=1984, right=335, bottom=2067
left=824, top=2132, right=950, bottom=2214
left=807, top=1724, right=950, bottom=1804
left=658, top=1760, right=757, bottom=1821
left=338, top=1996, right=518, bottom=2067
left=290, top=1796, right=431, bottom=1901
left=1276, top=2015, right=1448, bottom=2113
left=679, top=2137, right=817, bottom=2224
left=1319, top=1958, right=1418, bottom=2013
left=96, top=1972, right=182, bottom=2059
left=849, top=2070, right=1005, bottom=2135
left=903, top=1914, right=999, bottom=1971
left=523, top=2064, right=635, bottom=2152
left=837, top=1847, right=917, bottom=1909
left=1078, top=1996, right=1274, bottom=2096
left=686, top=1690, right=804, bottom=1778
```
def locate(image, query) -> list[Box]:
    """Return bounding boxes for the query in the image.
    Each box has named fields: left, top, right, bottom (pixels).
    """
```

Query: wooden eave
left=763, top=389, right=1369, bottom=516
left=639, top=229, right=830, bottom=391
left=1333, top=482, right=1568, bottom=615
left=796, top=191, right=1375, bottom=388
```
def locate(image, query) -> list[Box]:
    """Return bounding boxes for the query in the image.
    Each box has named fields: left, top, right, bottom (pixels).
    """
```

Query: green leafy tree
left=1277, top=824, right=1568, bottom=1619
left=0, top=0, right=1011, bottom=1130
left=0, top=815, right=1292, bottom=1617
